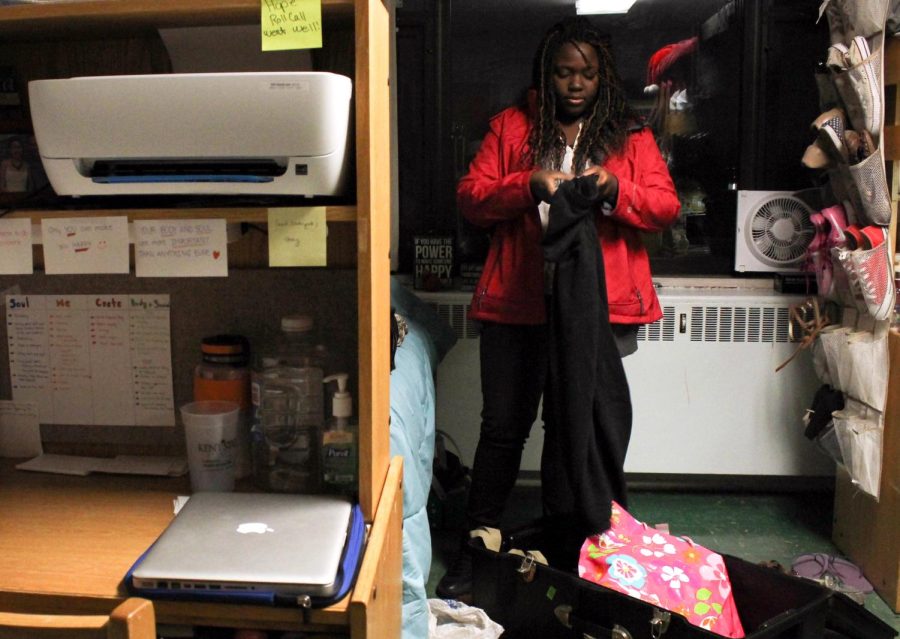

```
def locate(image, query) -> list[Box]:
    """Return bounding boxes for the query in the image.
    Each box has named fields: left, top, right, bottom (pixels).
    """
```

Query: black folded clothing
left=804, top=384, right=845, bottom=440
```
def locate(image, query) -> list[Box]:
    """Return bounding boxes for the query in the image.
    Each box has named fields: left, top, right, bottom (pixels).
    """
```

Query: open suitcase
left=471, top=522, right=897, bottom=639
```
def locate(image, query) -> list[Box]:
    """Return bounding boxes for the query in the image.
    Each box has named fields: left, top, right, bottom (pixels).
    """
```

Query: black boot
left=435, top=548, right=473, bottom=601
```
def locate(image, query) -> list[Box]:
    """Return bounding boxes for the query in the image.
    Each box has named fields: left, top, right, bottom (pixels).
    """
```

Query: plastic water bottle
left=250, top=315, right=326, bottom=493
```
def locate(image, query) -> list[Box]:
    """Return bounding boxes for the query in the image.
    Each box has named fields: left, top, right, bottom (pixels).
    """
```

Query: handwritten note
left=261, top=0, right=322, bottom=51
left=41, top=217, right=129, bottom=274
left=268, top=207, right=327, bottom=267
left=6, top=294, right=175, bottom=427
left=0, top=400, right=42, bottom=458
left=0, top=218, right=33, bottom=275
left=134, top=219, right=228, bottom=277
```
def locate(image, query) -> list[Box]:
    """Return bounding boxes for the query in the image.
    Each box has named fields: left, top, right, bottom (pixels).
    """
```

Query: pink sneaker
left=850, top=236, right=895, bottom=320
left=820, top=204, right=848, bottom=248
left=859, top=225, right=887, bottom=251
left=811, top=250, right=834, bottom=298
left=830, top=248, right=864, bottom=309
left=832, top=247, right=870, bottom=315
left=807, top=213, right=828, bottom=253
left=844, top=224, right=865, bottom=250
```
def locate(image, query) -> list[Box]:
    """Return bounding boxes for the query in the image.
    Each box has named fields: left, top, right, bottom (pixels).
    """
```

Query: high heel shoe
left=801, top=140, right=833, bottom=170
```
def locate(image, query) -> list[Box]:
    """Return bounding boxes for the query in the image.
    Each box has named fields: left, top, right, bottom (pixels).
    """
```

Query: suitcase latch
left=611, top=625, right=632, bottom=639
left=552, top=606, right=632, bottom=639
left=650, top=609, right=671, bottom=638
left=516, top=552, right=537, bottom=583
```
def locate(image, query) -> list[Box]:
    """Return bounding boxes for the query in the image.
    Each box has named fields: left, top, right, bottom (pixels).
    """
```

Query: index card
left=0, top=218, right=33, bottom=275
left=41, top=217, right=129, bottom=274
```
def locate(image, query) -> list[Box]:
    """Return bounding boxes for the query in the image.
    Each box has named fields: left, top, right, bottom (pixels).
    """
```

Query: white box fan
left=734, top=190, right=816, bottom=273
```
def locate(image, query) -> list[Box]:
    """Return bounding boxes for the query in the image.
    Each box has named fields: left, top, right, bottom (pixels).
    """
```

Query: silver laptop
left=131, top=492, right=353, bottom=600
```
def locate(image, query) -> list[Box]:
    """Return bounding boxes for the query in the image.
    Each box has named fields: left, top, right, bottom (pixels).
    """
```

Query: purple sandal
left=791, top=553, right=873, bottom=603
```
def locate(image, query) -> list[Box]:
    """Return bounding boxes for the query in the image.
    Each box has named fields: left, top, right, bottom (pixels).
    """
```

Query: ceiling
left=446, top=0, right=730, bottom=33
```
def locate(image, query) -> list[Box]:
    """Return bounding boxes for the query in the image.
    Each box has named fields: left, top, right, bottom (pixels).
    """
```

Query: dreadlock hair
left=527, top=17, right=633, bottom=174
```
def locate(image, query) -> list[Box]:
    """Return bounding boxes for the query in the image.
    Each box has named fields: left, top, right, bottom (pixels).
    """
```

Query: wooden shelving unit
left=0, top=1, right=400, bottom=635
left=5, top=205, right=358, bottom=224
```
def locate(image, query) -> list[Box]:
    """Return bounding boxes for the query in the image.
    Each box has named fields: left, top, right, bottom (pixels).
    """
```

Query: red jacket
left=458, top=105, right=680, bottom=325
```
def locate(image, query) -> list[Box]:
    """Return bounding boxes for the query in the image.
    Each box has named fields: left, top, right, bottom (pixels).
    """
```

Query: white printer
left=28, top=72, right=352, bottom=197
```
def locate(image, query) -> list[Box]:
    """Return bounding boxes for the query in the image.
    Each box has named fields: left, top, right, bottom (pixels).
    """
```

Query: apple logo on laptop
left=236, top=522, right=274, bottom=534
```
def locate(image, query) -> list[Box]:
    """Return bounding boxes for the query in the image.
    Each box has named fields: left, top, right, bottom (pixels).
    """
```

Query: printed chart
left=6, top=294, right=175, bottom=426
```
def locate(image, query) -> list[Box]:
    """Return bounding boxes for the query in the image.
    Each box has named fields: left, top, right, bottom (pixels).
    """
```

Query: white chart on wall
left=5, top=294, right=175, bottom=426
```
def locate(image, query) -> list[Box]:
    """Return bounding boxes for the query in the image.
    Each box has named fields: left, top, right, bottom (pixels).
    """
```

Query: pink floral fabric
left=578, top=502, right=745, bottom=638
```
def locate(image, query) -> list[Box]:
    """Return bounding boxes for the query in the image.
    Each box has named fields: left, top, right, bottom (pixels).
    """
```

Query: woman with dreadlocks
left=436, top=16, right=679, bottom=600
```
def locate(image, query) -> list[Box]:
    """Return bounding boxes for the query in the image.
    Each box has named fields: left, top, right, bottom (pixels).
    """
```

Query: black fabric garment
left=541, top=175, right=633, bottom=540
left=804, top=384, right=845, bottom=440
left=390, top=306, right=399, bottom=371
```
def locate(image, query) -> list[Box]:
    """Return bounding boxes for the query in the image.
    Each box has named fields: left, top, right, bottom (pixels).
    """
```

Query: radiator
left=419, top=287, right=833, bottom=477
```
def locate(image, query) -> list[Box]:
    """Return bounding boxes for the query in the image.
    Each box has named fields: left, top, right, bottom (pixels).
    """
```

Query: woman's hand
left=583, top=166, right=619, bottom=202
left=530, top=169, right=572, bottom=203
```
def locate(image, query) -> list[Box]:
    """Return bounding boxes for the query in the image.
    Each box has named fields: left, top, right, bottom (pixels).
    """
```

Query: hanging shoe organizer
left=794, top=2, right=895, bottom=499
left=824, top=10, right=900, bottom=612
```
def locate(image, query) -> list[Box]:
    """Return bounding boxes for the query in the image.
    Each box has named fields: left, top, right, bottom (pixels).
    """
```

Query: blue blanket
left=389, top=277, right=456, bottom=639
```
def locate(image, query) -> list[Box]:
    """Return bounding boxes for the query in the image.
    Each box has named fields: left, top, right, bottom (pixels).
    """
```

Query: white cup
left=181, top=400, right=240, bottom=492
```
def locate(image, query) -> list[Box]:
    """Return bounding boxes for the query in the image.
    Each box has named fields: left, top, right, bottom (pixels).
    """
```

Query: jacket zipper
left=475, top=252, right=498, bottom=311
left=476, top=288, right=486, bottom=310
left=635, top=288, right=645, bottom=315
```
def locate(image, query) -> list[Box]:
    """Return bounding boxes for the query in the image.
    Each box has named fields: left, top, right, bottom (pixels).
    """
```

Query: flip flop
left=791, top=553, right=873, bottom=595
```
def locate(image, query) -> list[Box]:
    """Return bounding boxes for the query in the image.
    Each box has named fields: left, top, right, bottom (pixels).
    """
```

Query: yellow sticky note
left=268, top=207, right=327, bottom=267
left=261, top=0, right=323, bottom=51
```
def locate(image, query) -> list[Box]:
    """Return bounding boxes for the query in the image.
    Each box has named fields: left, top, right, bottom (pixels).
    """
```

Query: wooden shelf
left=7, top=206, right=359, bottom=267
left=0, top=456, right=403, bottom=634
left=5, top=205, right=357, bottom=224
left=0, top=0, right=354, bottom=38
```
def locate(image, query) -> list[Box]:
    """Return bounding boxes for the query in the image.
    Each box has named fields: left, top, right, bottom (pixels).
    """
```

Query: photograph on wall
left=0, top=133, right=49, bottom=205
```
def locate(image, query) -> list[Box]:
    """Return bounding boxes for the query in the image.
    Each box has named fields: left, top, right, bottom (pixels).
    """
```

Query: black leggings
left=466, top=321, right=551, bottom=529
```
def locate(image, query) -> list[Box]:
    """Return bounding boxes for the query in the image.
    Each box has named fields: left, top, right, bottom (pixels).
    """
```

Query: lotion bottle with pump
left=322, top=373, right=358, bottom=494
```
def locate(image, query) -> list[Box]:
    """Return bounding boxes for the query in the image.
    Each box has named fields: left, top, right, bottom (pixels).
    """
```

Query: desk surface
left=0, top=459, right=351, bottom=631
